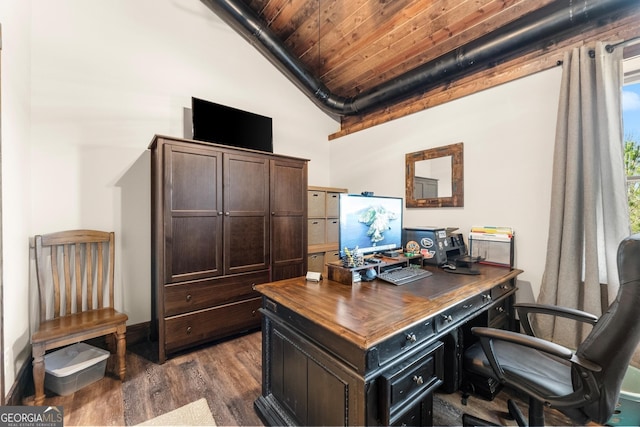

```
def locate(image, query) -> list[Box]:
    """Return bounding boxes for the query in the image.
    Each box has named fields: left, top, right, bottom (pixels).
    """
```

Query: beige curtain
left=537, top=42, right=630, bottom=349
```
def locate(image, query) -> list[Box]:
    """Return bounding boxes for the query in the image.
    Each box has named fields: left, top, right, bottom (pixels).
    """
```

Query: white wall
left=330, top=69, right=562, bottom=296
left=0, top=0, right=33, bottom=396
left=28, top=0, right=337, bottom=322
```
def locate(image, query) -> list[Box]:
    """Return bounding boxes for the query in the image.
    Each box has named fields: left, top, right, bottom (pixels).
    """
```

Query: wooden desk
left=254, top=264, right=522, bottom=426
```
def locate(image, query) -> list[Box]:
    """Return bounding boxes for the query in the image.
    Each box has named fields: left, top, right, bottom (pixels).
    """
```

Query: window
left=623, top=57, right=640, bottom=233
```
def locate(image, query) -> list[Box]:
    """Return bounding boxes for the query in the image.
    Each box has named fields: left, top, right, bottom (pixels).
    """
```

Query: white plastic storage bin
left=608, top=365, right=640, bottom=426
left=44, top=342, right=110, bottom=396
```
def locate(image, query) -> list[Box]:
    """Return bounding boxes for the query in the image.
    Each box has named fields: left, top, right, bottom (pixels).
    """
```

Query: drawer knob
left=186, top=326, right=192, bottom=334
left=482, top=294, right=492, bottom=303
left=406, top=333, right=417, bottom=343
left=496, top=306, right=505, bottom=313
left=186, top=294, right=192, bottom=302
left=413, top=375, right=424, bottom=385
left=442, top=314, right=453, bottom=323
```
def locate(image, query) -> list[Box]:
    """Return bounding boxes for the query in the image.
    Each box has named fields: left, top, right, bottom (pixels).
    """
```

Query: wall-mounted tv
left=191, top=97, right=273, bottom=153
left=338, top=194, right=403, bottom=256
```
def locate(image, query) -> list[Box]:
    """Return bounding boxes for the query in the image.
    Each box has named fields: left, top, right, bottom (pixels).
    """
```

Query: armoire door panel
left=165, top=144, right=223, bottom=283
left=226, top=216, right=269, bottom=272
left=272, top=216, right=305, bottom=263
left=223, top=153, right=270, bottom=274
left=170, top=149, right=220, bottom=211
left=225, top=154, right=269, bottom=211
left=271, top=161, right=306, bottom=214
left=271, top=159, right=307, bottom=281
left=169, top=216, right=221, bottom=281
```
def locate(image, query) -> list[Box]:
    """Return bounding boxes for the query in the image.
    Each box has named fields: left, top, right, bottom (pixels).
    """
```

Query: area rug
left=138, top=398, right=217, bottom=426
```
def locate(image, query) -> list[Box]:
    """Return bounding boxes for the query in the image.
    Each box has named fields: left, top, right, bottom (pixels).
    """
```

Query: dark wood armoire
left=149, top=135, right=308, bottom=363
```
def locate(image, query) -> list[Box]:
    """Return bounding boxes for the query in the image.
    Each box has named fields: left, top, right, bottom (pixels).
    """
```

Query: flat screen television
left=191, top=97, right=273, bottom=153
left=338, top=194, right=403, bottom=256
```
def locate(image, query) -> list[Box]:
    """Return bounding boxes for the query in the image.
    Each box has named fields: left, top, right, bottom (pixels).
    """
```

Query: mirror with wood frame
left=405, top=142, right=464, bottom=207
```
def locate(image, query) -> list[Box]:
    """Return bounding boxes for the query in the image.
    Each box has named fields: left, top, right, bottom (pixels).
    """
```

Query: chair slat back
left=35, top=230, right=115, bottom=321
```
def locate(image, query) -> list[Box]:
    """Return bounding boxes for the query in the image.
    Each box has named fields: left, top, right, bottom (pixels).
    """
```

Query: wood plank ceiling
left=235, top=0, right=640, bottom=138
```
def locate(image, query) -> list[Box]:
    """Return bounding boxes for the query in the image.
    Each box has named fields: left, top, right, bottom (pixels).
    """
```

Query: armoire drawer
left=165, top=297, right=262, bottom=352
left=164, top=270, right=268, bottom=317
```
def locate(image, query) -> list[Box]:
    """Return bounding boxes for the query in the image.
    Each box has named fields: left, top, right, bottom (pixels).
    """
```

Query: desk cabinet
left=150, top=135, right=308, bottom=363
left=254, top=266, right=520, bottom=426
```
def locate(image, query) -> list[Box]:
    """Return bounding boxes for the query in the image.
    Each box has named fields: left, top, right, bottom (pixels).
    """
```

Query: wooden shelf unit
left=307, top=186, right=348, bottom=277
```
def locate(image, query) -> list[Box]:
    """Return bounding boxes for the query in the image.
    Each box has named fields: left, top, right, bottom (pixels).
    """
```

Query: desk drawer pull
left=441, top=314, right=453, bottom=323
left=186, top=326, right=192, bottom=335
left=412, top=375, right=424, bottom=385
left=406, top=333, right=417, bottom=343
left=186, top=294, right=192, bottom=302
left=482, top=294, right=492, bottom=303
left=463, top=304, right=474, bottom=309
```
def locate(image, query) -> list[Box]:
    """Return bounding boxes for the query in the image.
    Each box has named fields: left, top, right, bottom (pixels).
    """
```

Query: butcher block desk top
left=254, top=264, right=522, bottom=351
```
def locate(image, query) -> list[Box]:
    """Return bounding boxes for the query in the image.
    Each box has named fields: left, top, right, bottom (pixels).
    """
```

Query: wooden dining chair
left=31, top=230, right=128, bottom=405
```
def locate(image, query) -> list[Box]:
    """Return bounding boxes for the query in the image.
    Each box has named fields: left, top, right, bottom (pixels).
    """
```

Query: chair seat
left=464, top=340, right=574, bottom=398
left=32, top=308, right=128, bottom=344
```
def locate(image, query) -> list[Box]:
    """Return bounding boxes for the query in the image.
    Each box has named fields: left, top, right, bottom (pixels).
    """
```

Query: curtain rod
left=606, top=36, right=640, bottom=53
left=556, top=37, right=640, bottom=65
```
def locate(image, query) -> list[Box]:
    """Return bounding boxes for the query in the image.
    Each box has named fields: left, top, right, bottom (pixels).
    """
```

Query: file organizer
left=469, top=226, right=514, bottom=268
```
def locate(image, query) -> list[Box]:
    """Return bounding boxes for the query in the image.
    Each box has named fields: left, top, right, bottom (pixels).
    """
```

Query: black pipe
left=200, top=0, right=637, bottom=118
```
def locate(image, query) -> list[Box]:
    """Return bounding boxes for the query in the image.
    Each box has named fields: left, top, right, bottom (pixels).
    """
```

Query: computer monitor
left=338, top=194, right=403, bottom=256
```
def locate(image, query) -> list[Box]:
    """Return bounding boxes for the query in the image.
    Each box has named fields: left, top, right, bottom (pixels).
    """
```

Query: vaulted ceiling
left=202, top=0, right=640, bottom=138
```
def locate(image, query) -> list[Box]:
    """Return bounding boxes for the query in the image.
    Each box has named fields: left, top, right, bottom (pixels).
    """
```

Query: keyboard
left=377, top=266, right=432, bottom=286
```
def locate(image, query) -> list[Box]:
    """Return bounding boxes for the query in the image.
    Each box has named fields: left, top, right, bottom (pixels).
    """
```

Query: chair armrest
left=514, top=303, right=598, bottom=337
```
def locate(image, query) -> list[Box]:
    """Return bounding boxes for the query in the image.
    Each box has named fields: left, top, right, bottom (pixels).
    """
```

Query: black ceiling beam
left=200, top=0, right=637, bottom=120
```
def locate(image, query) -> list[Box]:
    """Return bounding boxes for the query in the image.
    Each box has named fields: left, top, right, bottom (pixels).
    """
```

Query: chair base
left=462, top=413, right=500, bottom=426
left=462, top=397, right=543, bottom=427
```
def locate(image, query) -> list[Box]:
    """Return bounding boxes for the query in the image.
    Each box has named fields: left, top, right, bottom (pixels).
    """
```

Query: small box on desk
left=468, top=227, right=514, bottom=268
left=327, top=262, right=367, bottom=285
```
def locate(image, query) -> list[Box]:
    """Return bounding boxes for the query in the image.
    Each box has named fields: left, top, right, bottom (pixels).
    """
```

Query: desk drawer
left=488, top=296, right=511, bottom=328
left=491, top=279, right=516, bottom=300
left=370, top=319, right=435, bottom=368
left=379, top=341, right=443, bottom=424
left=390, top=393, right=433, bottom=427
left=435, top=293, right=491, bottom=332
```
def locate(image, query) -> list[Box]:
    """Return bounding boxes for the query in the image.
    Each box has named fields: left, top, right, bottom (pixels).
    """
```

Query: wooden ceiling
left=234, top=0, right=640, bottom=138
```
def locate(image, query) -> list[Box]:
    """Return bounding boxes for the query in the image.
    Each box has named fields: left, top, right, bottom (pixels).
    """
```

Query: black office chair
left=462, top=233, right=640, bottom=427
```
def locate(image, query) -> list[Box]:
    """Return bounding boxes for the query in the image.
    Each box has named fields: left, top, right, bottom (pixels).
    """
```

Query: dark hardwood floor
left=23, top=330, right=596, bottom=426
